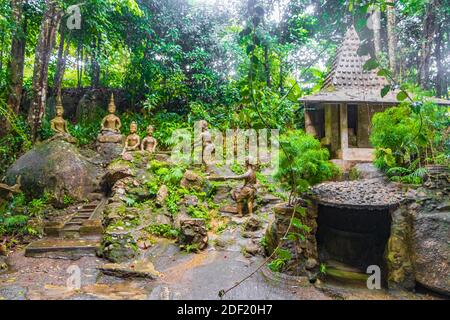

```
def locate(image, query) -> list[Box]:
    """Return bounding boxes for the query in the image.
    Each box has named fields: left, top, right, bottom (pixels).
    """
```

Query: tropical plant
left=274, top=130, right=339, bottom=205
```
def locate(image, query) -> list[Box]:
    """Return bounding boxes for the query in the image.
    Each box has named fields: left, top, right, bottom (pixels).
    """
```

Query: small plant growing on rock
left=181, top=243, right=200, bottom=253
left=268, top=248, right=292, bottom=272
left=146, top=224, right=179, bottom=239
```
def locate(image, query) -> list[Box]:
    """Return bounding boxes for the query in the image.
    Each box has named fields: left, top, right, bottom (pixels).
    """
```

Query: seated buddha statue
left=141, top=125, right=158, bottom=153
left=97, top=93, right=123, bottom=144
left=122, top=121, right=141, bottom=156
left=49, top=95, right=76, bottom=143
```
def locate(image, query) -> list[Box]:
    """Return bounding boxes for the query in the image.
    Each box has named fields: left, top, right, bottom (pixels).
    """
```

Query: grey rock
left=6, top=139, right=101, bottom=206
left=411, top=211, right=450, bottom=295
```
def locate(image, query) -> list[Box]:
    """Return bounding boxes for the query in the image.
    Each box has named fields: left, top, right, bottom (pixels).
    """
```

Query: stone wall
left=21, top=88, right=128, bottom=122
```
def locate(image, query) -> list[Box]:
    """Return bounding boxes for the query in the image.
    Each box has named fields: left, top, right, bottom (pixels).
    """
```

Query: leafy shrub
left=268, top=248, right=292, bottom=272
left=146, top=224, right=179, bottom=239
left=0, top=100, right=32, bottom=176
left=371, top=101, right=449, bottom=184
left=274, top=130, right=339, bottom=204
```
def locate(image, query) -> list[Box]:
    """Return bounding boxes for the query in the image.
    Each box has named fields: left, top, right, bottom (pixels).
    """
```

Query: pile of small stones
left=311, top=179, right=404, bottom=207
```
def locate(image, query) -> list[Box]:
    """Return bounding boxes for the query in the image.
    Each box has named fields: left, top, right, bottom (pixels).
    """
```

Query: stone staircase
left=25, top=198, right=107, bottom=260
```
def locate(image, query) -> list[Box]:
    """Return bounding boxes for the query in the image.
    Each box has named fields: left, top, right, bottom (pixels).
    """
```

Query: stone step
left=25, top=238, right=100, bottom=259
left=87, top=193, right=104, bottom=202
left=63, top=224, right=82, bottom=231
left=74, top=213, right=92, bottom=218
left=324, top=260, right=368, bottom=284
left=78, top=208, right=95, bottom=213
left=65, top=221, right=84, bottom=226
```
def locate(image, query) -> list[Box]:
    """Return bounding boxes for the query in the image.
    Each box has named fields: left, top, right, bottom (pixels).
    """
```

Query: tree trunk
left=387, top=1, right=397, bottom=75
left=77, top=38, right=83, bottom=89
left=435, top=22, right=447, bottom=98
left=7, top=0, right=27, bottom=115
left=370, top=5, right=382, bottom=58
left=0, top=29, right=5, bottom=75
left=28, top=0, right=63, bottom=142
left=418, top=0, right=438, bottom=89
left=279, top=55, right=284, bottom=95
left=91, top=36, right=101, bottom=88
left=263, top=45, right=271, bottom=88
left=53, top=25, right=70, bottom=97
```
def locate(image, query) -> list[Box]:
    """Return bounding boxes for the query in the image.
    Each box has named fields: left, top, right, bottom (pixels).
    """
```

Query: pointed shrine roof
left=299, top=25, right=450, bottom=106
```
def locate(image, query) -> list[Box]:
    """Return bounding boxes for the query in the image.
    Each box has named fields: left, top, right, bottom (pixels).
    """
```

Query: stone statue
left=96, top=93, right=124, bottom=161
left=49, top=95, right=76, bottom=143
left=122, top=121, right=141, bottom=155
left=141, top=125, right=158, bottom=153
left=198, top=120, right=215, bottom=173
left=208, top=159, right=258, bottom=217
left=100, top=93, right=122, bottom=134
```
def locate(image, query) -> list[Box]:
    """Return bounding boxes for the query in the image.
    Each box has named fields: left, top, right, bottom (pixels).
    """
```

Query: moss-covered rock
left=6, top=139, right=101, bottom=206
left=98, top=230, right=138, bottom=263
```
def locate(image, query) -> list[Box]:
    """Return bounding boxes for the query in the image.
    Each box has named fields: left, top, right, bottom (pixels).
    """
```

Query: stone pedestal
left=97, top=131, right=124, bottom=162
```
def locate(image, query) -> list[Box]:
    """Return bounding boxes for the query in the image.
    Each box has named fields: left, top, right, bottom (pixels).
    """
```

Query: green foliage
left=275, top=130, right=339, bottom=204
left=181, top=243, right=200, bottom=253
left=146, top=224, right=179, bottom=239
left=0, top=192, right=50, bottom=239
left=230, top=161, right=245, bottom=175
left=268, top=248, right=292, bottom=272
left=371, top=99, right=449, bottom=184
left=0, top=99, right=32, bottom=176
left=187, top=205, right=211, bottom=225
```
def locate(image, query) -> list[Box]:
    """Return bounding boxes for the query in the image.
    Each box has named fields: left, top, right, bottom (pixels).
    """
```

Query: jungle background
left=0, top=0, right=449, bottom=241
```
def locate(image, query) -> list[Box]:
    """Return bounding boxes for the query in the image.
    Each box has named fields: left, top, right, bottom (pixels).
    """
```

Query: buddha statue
left=101, top=93, right=122, bottom=133
left=96, top=93, right=125, bottom=161
left=97, top=93, right=124, bottom=144
left=122, top=121, right=141, bottom=155
left=49, top=95, right=76, bottom=143
left=141, top=125, right=158, bottom=153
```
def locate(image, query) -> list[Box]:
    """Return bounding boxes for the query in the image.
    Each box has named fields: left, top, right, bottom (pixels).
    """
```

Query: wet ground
left=0, top=242, right=441, bottom=300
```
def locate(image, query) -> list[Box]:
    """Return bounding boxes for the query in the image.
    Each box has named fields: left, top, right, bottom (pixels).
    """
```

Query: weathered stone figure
left=198, top=120, right=215, bottom=173
left=101, top=93, right=122, bottom=133
left=209, top=159, right=257, bottom=217
left=97, top=93, right=123, bottom=144
left=50, top=95, right=76, bottom=143
left=122, top=121, right=141, bottom=155
left=51, top=96, right=69, bottom=134
left=141, top=125, right=158, bottom=153
left=96, top=93, right=124, bottom=161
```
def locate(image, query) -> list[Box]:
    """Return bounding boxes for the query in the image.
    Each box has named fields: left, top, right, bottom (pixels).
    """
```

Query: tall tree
left=434, top=20, right=447, bottom=98
left=418, top=0, right=438, bottom=89
left=386, top=1, right=397, bottom=74
left=53, top=24, right=69, bottom=97
left=28, top=0, right=63, bottom=142
left=7, top=0, right=27, bottom=115
left=370, top=4, right=382, bottom=58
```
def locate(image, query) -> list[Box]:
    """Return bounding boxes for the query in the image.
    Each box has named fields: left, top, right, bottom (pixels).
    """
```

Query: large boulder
left=387, top=181, right=450, bottom=295
left=5, top=139, right=101, bottom=205
left=411, top=210, right=449, bottom=295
